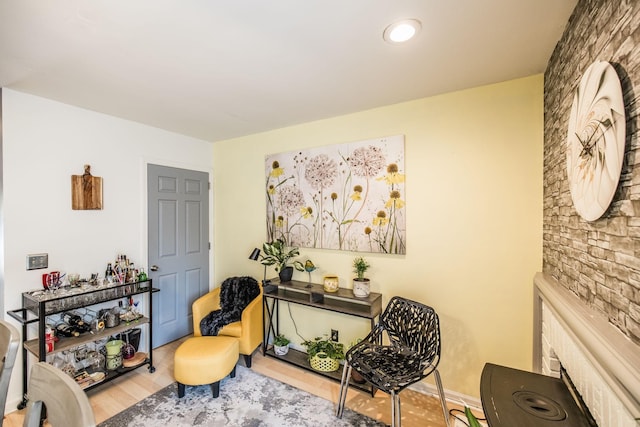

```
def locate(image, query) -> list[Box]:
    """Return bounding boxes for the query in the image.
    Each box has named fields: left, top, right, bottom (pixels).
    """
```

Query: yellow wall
left=213, top=75, right=543, bottom=397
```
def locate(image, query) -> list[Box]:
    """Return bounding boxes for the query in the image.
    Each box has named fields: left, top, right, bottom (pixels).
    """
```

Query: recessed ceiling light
left=383, top=19, right=422, bottom=44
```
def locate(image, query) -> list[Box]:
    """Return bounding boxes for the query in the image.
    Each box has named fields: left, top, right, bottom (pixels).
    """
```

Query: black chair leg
left=177, top=383, right=186, bottom=398
left=210, top=381, right=220, bottom=398
left=230, top=366, right=237, bottom=378
left=391, top=392, right=401, bottom=427
left=243, top=354, right=252, bottom=368
left=336, top=363, right=352, bottom=418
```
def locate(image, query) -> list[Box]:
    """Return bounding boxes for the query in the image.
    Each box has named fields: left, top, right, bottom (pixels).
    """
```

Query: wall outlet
left=331, top=329, right=339, bottom=342
left=27, top=253, right=48, bottom=270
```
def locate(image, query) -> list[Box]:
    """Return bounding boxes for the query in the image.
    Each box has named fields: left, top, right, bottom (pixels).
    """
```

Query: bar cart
left=7, top=279, right=157, bottom=409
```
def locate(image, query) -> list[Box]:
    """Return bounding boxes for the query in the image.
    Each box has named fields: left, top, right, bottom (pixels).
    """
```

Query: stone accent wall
left=543, top=0, right=640, bottom=344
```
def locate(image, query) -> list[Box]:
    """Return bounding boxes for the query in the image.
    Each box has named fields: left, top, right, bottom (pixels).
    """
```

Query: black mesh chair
left=336, top=296, right=450, bottom=427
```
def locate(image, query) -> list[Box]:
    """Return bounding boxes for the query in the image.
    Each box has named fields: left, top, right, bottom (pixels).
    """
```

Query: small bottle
left=105, top=263, right=114, bottom=280
left=45, top=325, right=55, bottom=353
left=128, top=262, right=135, bottom=282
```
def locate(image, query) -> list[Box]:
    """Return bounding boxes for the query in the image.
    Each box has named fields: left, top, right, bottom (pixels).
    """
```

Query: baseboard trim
left=409, top=380, right=483, bottom=411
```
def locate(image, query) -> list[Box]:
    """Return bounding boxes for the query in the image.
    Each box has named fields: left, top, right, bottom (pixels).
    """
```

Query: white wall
left=1, top=88, right=213, bottom=413
left=213, top=75, right=544, bottom=398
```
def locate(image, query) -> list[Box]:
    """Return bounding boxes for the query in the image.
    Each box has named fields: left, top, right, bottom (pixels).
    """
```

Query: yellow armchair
left=192, top=285, right=263, bottom=367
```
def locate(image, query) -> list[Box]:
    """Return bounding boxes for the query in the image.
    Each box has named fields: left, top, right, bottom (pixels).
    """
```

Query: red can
left=45, top=325, right=55, bottom=353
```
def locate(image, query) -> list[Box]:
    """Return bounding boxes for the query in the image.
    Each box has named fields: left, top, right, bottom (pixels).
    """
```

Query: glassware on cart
left=122, top=333, right=136, bottom=360
left=68, top=273, right=80, bottom=287
left=72, top=345, right=104, bottom=371
left=42, top=272, right=60, bottom=291
left=58, top=351, right=76, bottom=376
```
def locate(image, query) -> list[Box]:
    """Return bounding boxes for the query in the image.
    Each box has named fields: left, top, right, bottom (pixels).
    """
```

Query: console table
left=262, top=278, right=382, bottom=395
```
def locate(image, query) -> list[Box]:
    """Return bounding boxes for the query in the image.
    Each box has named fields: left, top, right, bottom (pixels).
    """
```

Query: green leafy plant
left=273, top=334, right=290, bottom=347
left=464, top=406, right=482, bottom=427
left=260, top=239, right=300, bottom=272
left=302, top=336, right=345, bottom=361
left=353, top=256, right=370, bottom=280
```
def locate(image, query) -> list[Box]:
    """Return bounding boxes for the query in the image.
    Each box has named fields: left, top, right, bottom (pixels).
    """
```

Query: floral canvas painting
left=265, top=135, right=405, bottom=254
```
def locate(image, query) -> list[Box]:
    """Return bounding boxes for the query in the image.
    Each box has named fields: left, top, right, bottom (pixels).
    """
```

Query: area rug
left=98, top=365, right=386, bottom=426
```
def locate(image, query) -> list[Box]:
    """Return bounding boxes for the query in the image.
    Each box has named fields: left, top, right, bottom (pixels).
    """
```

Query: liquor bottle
left=55, top=323, right=80, bottom=337
left=127, top=262, right=135, bottom=282
left=105, top=263, right=114, bottom=280
left=74, top=322, right=92, bottom=333
left=63, top=311, right=85, bottom=327
left=62, top=312, right=91, bottom=334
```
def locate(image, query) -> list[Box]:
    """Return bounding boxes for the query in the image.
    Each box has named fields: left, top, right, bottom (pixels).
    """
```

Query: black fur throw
left=200, top=276, right=260, bottom=336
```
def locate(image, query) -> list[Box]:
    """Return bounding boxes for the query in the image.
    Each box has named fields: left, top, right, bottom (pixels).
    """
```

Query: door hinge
left=208, top=242, right=211, bottom=250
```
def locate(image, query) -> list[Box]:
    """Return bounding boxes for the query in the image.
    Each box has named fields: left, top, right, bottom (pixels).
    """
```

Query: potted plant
left=273, top=334, right=290, bottom=356
left=260, top=239, right=300, bottom=282
left=302, top=336, right=345, bottom=372
left=352, top=256, right=371, bottom=298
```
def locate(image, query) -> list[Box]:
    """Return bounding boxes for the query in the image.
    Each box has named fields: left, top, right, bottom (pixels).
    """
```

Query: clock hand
left=576, top=131, right=595, bottom=158
left=577, top=118, right=612, bottom=158
left=575, top=122, right=600, bottom=157
left=599, top=117, right=612, bottom=130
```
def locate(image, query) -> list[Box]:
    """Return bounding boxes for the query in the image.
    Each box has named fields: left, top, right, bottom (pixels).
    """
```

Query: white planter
left=352, top=279, right=370, bottom=298
left=274, top=344, right=289, bottom=356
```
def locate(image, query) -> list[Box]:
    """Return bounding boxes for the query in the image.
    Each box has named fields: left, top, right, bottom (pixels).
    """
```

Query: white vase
left=274, top=344, right=289, bottom=356
left=352, top=278, right=370, bottom=298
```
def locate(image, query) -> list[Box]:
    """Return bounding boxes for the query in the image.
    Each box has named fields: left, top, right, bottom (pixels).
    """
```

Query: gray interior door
left=148, top=164, right=209, bottom=348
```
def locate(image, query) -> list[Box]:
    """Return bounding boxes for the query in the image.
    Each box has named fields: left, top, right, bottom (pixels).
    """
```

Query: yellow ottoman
left=174, top=336, right=239, bottom=398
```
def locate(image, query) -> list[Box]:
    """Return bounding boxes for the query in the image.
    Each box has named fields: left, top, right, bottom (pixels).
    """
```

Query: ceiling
left=0, top=0, right=577, bottom=142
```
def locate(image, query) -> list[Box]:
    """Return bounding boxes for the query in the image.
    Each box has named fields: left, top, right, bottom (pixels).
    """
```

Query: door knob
left=150, top=265, right=159, bottom=271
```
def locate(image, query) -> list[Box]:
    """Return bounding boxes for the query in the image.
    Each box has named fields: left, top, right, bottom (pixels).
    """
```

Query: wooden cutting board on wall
left=72, top=165, right=103, bottom=210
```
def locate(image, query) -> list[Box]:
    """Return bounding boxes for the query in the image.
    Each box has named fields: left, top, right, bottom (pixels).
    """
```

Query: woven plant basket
left=310, top=352, right=339, bottom=372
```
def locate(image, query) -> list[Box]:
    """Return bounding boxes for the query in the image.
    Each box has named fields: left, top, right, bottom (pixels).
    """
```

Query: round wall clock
left=566, top=61, right=626, bottom=221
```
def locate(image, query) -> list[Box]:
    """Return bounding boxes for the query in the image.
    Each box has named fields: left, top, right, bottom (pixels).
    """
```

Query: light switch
left=27, top=253, right=48, bottom=270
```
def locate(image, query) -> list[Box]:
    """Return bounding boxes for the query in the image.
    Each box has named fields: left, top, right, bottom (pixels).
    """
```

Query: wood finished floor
left=2, top=336, right=466, bottom=427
